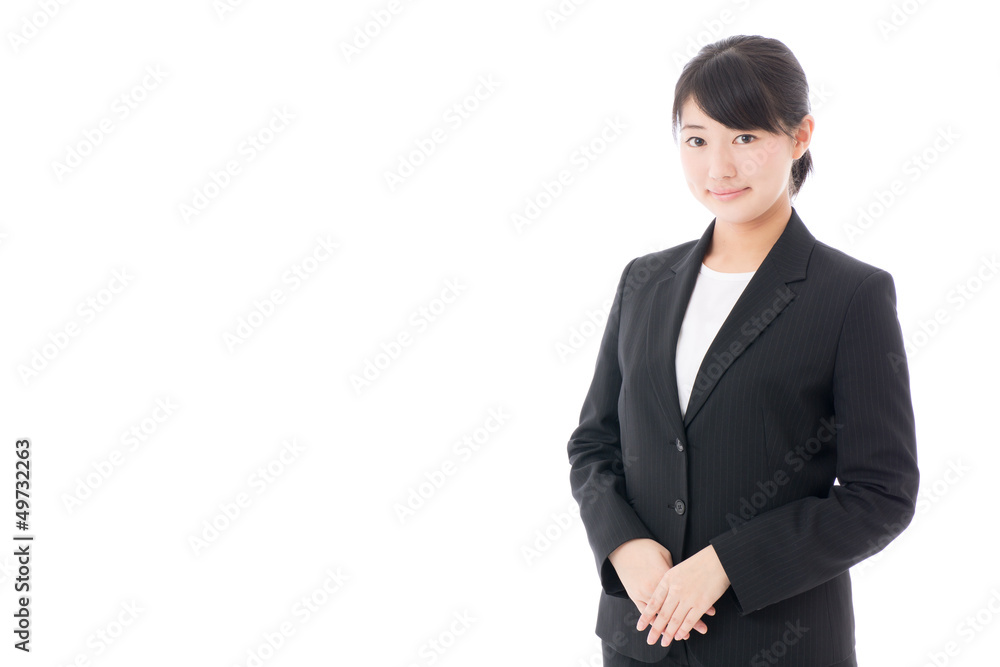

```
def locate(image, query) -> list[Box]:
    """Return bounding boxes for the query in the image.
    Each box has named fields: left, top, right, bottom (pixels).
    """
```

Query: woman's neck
left=703, top=204, right=792, bottom=273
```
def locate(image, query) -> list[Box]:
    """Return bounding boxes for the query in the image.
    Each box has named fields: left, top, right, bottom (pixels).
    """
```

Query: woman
left=567, top=35, right=918, bottom=667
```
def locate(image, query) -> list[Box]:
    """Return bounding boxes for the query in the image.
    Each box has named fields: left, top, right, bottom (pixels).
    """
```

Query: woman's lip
left=710, top=187, right=749, bottom=200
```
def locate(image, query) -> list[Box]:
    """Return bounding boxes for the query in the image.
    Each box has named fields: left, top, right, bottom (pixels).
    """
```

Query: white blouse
left=675, top=262, right=756, bottom=417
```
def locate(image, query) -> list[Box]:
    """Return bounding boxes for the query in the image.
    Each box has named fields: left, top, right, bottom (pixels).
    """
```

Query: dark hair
left=671, top=35, right=813, bottom=199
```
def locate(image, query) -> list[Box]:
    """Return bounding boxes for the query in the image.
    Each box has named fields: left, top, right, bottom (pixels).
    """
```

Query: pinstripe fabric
left=603, top=636, right=701, bottom=665
left=567, top=207, right=917, bottom=666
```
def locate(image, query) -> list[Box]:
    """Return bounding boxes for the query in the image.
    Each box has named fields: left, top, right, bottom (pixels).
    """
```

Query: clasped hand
left=609, top=539, right=730, bottom=646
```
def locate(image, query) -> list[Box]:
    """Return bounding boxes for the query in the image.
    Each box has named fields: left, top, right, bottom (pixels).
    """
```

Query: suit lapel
left=645, top=207, right=816, bottom=430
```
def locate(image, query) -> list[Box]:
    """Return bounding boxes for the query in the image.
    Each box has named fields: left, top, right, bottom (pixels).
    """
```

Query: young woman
left=567, top=35, right=918, bottom=667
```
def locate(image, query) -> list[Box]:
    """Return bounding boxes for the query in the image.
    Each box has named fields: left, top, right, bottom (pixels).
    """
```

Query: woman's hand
left=635, top=544, right=730, bottom=646
left=609, top=539, right=716, bottom=640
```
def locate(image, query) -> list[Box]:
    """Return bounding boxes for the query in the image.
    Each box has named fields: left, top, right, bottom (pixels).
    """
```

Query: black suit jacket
left=567, top=207, right=919, bottom=665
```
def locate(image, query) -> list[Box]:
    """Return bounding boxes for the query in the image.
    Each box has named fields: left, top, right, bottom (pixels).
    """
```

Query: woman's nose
left=707, top=149, right=737, bottom=180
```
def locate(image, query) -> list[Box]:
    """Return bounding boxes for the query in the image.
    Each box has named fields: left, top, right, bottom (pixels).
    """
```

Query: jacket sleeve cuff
left=597, top=529, right=654, bottom=599
left=709, top=529, right=753, bottom=615
left=584, top=490, right=657, bottom=599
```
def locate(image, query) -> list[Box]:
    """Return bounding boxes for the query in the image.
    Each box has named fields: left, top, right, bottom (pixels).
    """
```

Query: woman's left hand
left=635, top=544, right=732, bottom=646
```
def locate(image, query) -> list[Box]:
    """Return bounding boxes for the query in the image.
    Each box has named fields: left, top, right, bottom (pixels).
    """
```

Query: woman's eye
left=684, top=135, right=754, bottom=147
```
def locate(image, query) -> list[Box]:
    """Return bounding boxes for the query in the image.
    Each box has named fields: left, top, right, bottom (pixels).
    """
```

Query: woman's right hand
left=608, top=538, right=715, bottom=638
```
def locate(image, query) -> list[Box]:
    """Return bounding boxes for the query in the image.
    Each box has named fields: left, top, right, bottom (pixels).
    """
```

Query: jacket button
left=674, top=499, right=686, bottom=515
left=675, top=437, right=684, bottom=452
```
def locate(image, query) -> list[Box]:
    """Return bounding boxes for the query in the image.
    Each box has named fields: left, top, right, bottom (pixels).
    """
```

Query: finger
left=636, top=576, right=670, bottom=631
left=669, top=607, right=702, bottom=643
left=647, top=596, right=680, bottom=645
left=651, top=599, right=684, bottom=646
left=659, top=605, right=691, bottom=647
left=648, top=592, right=678, bottom=636
left=690, top=606, right=716, bottom=635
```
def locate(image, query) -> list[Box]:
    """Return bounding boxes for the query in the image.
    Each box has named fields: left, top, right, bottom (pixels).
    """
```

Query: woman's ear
left=793, top=114, right=815, bottom=158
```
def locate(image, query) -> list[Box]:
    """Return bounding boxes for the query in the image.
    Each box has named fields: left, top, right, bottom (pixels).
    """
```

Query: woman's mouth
left=710, top=187, right=749, bottom=201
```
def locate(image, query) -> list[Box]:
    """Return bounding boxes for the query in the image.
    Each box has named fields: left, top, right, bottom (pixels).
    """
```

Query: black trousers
left=602, top=639, right=859, bottom=666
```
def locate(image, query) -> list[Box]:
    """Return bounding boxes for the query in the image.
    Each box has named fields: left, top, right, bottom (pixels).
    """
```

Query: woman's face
left=677, top=96, right=807, bottom=223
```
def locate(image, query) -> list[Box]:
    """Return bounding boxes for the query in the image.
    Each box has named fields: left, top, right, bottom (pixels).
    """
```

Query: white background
left=1, top=1, right=997, bottom=665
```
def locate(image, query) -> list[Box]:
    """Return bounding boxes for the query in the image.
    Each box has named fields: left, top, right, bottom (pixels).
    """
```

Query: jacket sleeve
left=567, top=256, right=657, bottom=599
left=708, top=269, right=920, bottom=615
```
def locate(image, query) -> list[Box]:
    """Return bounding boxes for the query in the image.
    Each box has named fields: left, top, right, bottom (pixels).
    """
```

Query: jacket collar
left=645, top=206, right=817, bottom=430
